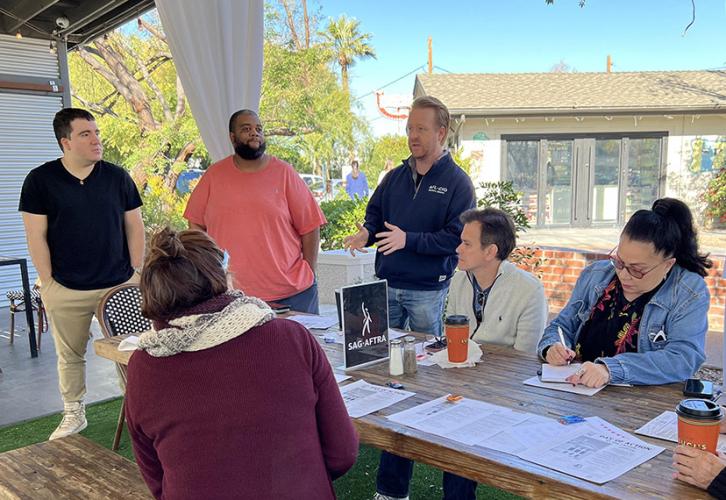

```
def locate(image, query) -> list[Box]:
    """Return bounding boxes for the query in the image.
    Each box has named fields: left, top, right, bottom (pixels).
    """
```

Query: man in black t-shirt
left=19, top=108, right=145, bottom=440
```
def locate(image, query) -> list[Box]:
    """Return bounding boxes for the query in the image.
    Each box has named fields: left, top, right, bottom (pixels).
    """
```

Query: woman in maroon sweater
left=125, top=228, right=358, bottom=499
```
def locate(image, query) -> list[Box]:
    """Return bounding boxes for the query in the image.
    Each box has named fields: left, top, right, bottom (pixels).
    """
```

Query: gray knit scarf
left=137, top=291, right=274, bottom=357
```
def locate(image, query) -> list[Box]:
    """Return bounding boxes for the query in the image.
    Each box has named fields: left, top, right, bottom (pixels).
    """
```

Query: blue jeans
left=387, top=286, right=447, bottom=337
left=378, top=286, right=476, bottom=499
left=276, top=281, right=319, bottom=314
left=376, top=451, right=477, bottom=499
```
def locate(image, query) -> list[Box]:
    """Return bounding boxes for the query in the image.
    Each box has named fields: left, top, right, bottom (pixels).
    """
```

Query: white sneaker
left=373, top=494, right=409, bottom=500
left=49, top=401, right=87, bottom=440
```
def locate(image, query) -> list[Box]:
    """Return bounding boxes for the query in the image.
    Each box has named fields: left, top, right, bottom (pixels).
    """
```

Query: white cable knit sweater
left=445, top=261, right=548, bottom=353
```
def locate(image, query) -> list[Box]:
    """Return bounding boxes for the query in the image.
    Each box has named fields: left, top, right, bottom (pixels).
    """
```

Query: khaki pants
left=42, top=275, right=139, bottom=403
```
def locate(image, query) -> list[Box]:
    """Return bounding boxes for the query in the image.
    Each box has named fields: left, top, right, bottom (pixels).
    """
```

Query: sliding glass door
left=502, top=133, right=665, bottom=227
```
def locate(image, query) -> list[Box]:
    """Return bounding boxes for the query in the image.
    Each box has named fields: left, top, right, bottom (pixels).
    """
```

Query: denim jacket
left=538, top=260, right=709, bottom=385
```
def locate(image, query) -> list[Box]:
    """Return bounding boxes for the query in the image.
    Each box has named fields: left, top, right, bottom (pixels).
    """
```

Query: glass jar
left=389, top=339, right=404, bottom=376
left=403, top=336, right=417, bottom=374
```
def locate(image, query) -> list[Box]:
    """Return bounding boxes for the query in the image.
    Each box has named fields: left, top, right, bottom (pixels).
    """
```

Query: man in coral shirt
left=184, top=110, right=326, bottom=313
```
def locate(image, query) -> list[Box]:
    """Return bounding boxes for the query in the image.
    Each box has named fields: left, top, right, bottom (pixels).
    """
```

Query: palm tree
left=321, top=16, right=376, bottom=94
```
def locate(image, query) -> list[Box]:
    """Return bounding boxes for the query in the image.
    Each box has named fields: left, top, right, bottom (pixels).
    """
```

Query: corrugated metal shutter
left=0, top=34, right=60, bottom=79
left=0, top=93, right=63, bottom=305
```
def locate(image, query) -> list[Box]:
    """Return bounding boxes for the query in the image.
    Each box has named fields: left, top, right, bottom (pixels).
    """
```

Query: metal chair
left=6, top=288, right=46, bottom=349
left=96, top=284, right=151, bottom=451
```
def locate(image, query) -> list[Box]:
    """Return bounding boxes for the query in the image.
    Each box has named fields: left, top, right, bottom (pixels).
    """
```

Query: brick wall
left=521, top=247, right=726, bottom=332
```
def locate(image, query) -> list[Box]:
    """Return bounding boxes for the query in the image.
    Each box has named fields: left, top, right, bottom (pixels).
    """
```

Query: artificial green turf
left=0, top=398, right=522, bottom=499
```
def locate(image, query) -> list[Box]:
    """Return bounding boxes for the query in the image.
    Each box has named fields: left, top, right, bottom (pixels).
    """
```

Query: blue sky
left=318, top=0, right=726, bottom=135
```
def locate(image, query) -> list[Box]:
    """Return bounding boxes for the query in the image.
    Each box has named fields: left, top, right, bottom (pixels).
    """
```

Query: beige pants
left=42, top=274, right=139, bottom=403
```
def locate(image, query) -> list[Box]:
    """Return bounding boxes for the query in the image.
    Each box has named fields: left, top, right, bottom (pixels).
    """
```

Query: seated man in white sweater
left=447, top=207, right=548, bottom=353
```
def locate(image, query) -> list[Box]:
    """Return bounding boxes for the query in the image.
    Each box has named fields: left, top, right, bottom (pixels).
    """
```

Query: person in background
left=539, top=198, right=711, bottom=388
left=345, top=160, right=369, bottom=199
left=184, top=109, right=326, bottom=314
left=19, top=107, right=144, bottom=441
left=344, top=95, right=476, bottom=500
left=447, top=207, right=547, bottom=353
left=377, top=158, right=395, bottom=186
left=126, top=228, right=358, bottom=500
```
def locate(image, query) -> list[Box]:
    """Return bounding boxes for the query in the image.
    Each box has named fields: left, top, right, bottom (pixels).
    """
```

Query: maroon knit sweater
left=125, top=303, right=358, bottom=500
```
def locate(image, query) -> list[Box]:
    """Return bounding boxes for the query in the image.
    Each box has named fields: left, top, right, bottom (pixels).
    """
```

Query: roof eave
left=448, top=106, right=726, bottom=118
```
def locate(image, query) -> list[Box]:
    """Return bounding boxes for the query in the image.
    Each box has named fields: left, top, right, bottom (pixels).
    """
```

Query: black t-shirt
left=19, top=159, right=143, bottom=290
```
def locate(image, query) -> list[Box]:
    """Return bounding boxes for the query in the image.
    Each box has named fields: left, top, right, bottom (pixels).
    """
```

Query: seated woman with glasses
left=125, top=228, right=358, bottom=500
left=537, top=198, right=712, bottom=388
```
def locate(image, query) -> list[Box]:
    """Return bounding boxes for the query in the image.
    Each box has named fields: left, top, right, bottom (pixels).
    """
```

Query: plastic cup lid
left=445, top=315, right=468, bottom=325
left=676, top=399, right=723, bottom=419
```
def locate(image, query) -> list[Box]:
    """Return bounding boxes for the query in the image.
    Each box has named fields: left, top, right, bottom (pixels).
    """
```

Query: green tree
left=263, top=2, right=370, bottom=177
left=319, top=197, right=368, bottom=250
left=321, top=15, right=376, bottom=94
left=359, top=135, right=409, bottom=187
left=69, top=14, right=207, bottom=232
left=70, top=7, right=370, bottom=231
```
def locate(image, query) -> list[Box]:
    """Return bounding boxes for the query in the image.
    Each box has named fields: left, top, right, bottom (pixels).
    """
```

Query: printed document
left=388, top=396, right=530, bottom=446
left=339, top=380, right=414, bottom=418
left=518, top=416, right=664, bottom=484
left=483, top=415, right=566, bottom=455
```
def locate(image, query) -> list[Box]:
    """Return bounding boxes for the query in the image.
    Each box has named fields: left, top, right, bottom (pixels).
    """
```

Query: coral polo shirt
left=184, top=156, right=326, bottom=301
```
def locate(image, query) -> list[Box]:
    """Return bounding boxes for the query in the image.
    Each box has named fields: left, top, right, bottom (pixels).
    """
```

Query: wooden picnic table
left=93, top=316, right=708, bottom=499
left=0, top=434, right=151, bottom=499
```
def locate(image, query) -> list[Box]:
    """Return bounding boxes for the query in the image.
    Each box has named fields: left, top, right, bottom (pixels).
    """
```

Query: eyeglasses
left=474, top=291, right=486, bottom=324
left=607, top=247, right=671, bottom=280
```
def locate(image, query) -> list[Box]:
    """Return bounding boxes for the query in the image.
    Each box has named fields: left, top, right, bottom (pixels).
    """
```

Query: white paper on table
left=388, top=396, right=524, bottom=446
left=339, top=379, right=415, bottom=418
left=482, top=417, right=569, bottom=456
left=334, top=373, right=351, bottom=384
left=635, top=410, right=726, bottom=453
left=518, top=417, right=664, bottom=484
left=414, top=340, right=439, bottom=366
left=287, top=314, right=338, bottom=330
left=523, top=376, right=604, bottom=396
left=388, top=328, right=408, bottom=340
left=117, top=335, right=139, bottom=351
left=540, top=363, right=583, bottom=383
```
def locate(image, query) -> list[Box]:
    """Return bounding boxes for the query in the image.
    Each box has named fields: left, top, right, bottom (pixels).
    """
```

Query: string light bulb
left=49, top=40, right=57, bottom=54
left=15, top=31, right=22, bottom=39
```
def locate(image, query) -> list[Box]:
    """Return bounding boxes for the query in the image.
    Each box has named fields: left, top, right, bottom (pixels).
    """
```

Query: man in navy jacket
left=344, top=95, right=476, bottom=500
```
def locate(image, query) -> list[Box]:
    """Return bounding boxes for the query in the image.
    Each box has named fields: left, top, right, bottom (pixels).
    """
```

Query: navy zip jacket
left=363, top=152, right=476, bottom=290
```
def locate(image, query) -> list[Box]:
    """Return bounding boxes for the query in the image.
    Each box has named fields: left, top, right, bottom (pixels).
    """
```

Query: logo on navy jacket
left=427, top=184, right=448, bottom=195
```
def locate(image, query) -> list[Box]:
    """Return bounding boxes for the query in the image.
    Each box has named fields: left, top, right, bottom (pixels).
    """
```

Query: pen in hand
left=557, top=326, right=571, bottom=365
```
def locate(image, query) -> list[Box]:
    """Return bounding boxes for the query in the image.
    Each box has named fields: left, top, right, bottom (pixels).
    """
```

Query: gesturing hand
left=375, top=222, right=406, bottom=255
left=342, top=223, right=369, bottom=257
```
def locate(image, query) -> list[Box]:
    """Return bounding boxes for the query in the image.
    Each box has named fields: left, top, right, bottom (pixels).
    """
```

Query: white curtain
left=156, top=0, right=264, bottom=162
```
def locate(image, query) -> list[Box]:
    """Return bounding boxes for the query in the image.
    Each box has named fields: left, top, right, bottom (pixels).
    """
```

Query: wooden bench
left=0, top=434, right=151, bottom=499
